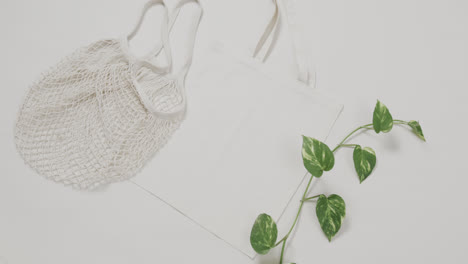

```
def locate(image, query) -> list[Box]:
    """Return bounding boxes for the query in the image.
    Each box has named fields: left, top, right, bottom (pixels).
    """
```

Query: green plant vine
left=249, top=100, right=425, bottom=264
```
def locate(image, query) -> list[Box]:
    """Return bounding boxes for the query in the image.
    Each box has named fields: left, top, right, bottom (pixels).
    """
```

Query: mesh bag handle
left=146, top=0, right=203, bottom=81
left=125, top=0, right=172, bottom=70
left=170, top=0, right=203, bottom=81
left=126, top=0, right=202, bottom=119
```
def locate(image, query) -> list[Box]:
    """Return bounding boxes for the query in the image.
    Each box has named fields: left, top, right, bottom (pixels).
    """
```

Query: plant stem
left=332, top=119, right=409, bottom=153
left=393, top=119, right=408, bottom=124
left=279, top=240, right=286, bottom=264
left=275, top=175, right=315, bottom=264
left=302, top=194, right=321, bottom=202
left=275, top=176, right=314, bottom=246
left=332, top=124, right=373, bottom=153
left=339, top=144, right=358, bottom=148
left=275, top=118, right=412, bottom=264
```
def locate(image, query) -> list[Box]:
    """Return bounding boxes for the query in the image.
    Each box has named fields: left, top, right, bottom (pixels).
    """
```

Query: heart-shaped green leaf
left=353, top=145, right=377, bottom=183
left=408, top=120, right=426, bottom=141
left=373, top=100, right=393, bottom=133
left=302, top=136, right=335, bottom=177
left=316, top=194, right=346, bottom=242
left=250, top=213, right=278, bottom=255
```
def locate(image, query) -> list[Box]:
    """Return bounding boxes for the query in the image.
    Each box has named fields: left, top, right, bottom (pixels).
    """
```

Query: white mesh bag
left=15, top=0, right=202, bottom=189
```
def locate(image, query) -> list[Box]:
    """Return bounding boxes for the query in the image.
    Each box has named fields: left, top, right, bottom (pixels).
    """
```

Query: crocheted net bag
left=15, top=0, right=200, bottom=189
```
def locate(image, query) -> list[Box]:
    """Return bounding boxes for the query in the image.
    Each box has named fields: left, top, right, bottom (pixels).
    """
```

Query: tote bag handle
left=252, top=0, right=315, bottom=87
left=281, top=0, right=315, bottom=87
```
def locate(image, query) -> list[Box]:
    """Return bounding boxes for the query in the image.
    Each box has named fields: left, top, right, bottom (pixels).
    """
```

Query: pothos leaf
left=250, top=214, right=278, bottom=255
left=353, top=145, right=377, bottom=183
left=408, top=120, right=426, bottom=141
left=316, top=194, right=346, bottom=242
left=301, top=136, right=335, bottom=177
left=373, top=100, right=393, bottom=133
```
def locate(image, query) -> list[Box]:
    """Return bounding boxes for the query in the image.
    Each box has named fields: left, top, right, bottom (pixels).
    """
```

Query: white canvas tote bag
left=133, top=0, right=343, bottom=257
left=15, top=0, right=202, bottom=189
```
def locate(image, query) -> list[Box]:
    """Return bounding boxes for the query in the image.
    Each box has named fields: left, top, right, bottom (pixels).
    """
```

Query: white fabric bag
left=15, top=0, right=202, bottom=189
left=133, top=0, right=343, bottom=257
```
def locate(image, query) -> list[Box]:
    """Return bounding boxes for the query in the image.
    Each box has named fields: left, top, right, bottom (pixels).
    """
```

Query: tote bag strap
left=252, top=0, right=280, bottom=62
left=253, top=0, right=315, bottom=87
left=280, top=0, right=315, bottom=87
left=126, top=0, right=172, bottom=70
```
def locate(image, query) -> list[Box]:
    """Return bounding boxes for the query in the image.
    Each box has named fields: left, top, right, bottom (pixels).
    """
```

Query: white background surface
left=1, top=0, right=468, bottom=263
